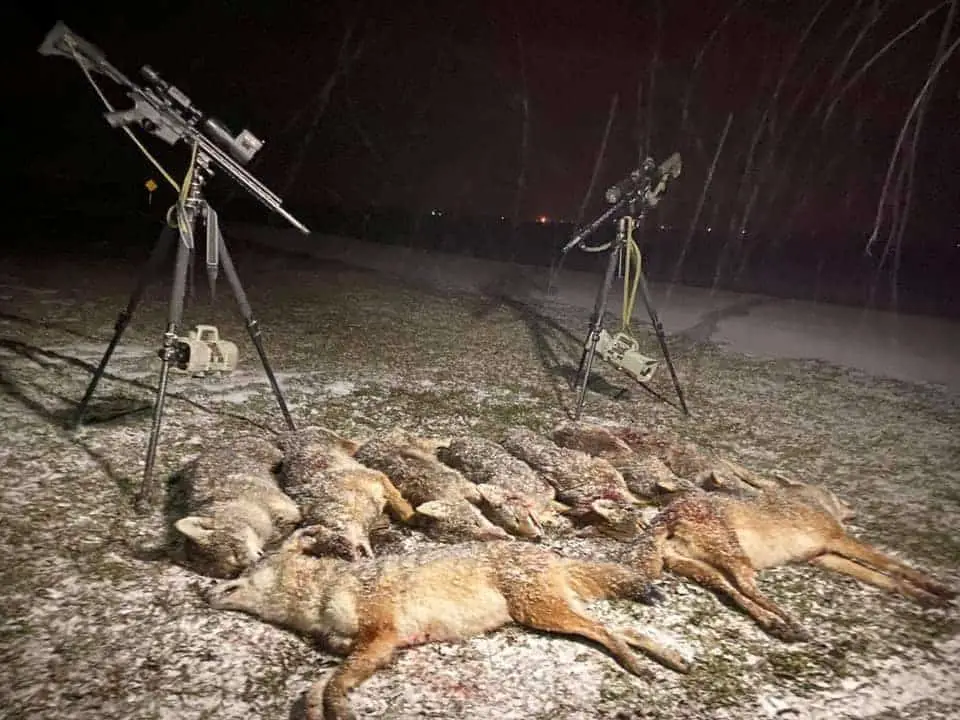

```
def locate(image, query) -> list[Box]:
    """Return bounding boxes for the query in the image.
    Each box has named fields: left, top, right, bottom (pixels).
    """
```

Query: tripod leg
left=635, top=272, right=689, bottom=416
left=216, top=235, right=297, bottom=431
left=136, top=237, right=192, bottom=513
left=71, top=226, right=176, bottom=429
left=573, top=244, right=622, bottom=420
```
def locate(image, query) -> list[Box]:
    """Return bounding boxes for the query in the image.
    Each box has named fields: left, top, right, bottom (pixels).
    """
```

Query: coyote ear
left=836, top=498, right=856, bottom=522
left=550, top=500, right=571, bottom=514
left=475, top=483, right=506, bottom=505
left=655, top=477, right=680, bottom=493
left=772, top=472, right=800, bottom=487
left=282, top=527, right=318, bottom=554
left=590, top=498, right=617, bottom=518
left=414, top=501, right=451, bottom=519
left=698, top=470, right=727, bottom=491
left=175, top=516, right=217, bottom=543
left=338, top=437, right=362, bottom=456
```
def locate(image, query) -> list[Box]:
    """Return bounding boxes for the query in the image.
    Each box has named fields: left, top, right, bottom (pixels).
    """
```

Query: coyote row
left=171, top=421, right=956, bottom=720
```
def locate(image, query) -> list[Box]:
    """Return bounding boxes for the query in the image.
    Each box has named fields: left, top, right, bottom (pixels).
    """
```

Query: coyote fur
left=207, top=530, right=687, bottom=720
left=551, top=421, right=764, bottom=501
left=644, top=475, right=957, bottom=641
left=277, top=426, right=414, bottom=560
left=437, top=434, right=561, bottom=533
left=500, top=426, right=643, bottom=538
left=354, top=428, right=536, bottom=541
left=174, top=435, right=301, bottom=578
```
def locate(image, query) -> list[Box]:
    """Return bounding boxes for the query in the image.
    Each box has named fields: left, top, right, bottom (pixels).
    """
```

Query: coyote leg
left=616, top=626, right=690, bottom=673
left=825, top=536, right=957, bottom=600
left=312, top=628, right=400, bottom=720
left=671, top=520, right=802, bottom=627
left=507, top=591, right=654, bottom=677
left=664, top=552, right=809, bottom=642
left=810, top=553, right=945, bottom=606
left=715, top=556, right=801, bottom=622
left=381, top=476, right=415, bottom=522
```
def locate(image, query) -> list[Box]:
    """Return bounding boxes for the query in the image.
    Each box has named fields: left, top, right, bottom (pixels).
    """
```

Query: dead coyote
left=208, top=530, right=687, bottom=720
left=551, top=420, right=765, bottom=501
left=353, top=427, right=534, bottom=541
left=645, top=475, right=957, bottom=641
left=174, top=434, right=301, bottom=578
left=278, top=426, right=414, bottom=560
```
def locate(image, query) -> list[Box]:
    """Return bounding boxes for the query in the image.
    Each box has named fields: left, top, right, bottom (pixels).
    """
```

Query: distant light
left=706, top=226, right=713, bottom=232
left=537, top=215, right=548, bottom=224
left=659, top=224, right=666, bottom=230
left=740, top=228, right=747, bottom=236
left=431, top=209, right=442, bottom=217
left=500, top=216, right=506, bottom=221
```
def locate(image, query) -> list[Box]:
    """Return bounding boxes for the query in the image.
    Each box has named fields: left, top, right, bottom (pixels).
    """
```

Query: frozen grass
left=0, top=244, right=957, bottom=719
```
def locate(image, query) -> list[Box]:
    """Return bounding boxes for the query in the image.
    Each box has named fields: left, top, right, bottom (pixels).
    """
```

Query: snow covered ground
left=0, top=227, right=957, bottom=720
left=227, top=223, right=960, bottom=393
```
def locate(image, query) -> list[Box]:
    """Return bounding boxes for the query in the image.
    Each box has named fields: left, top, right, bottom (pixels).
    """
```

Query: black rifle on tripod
left=561, top=153, right=689, bottom=420
left=39, top=22, right=309, bottom=512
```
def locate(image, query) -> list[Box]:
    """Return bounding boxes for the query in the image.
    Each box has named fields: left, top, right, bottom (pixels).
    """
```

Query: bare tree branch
left=667, top=113, right=733, bottom=299
left=280, top=10, right=368, bottom=197
left=577, top=93, right=619, bottom=225
left=865, top=28, right=960, bottom=255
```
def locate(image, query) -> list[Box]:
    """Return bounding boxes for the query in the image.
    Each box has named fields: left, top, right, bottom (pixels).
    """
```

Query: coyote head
left=794, top=483, right=856, bottom=522
left=474, top=484, right=544, bottom=539
left=175, top=514, right=266, bottom=578
left=278, top=426, right=361, bottom=463
left=299, top=522, right=375, bottom=561
left=205, top=529, right=339, bottom=627
left=551, top=421, right=635, bottom=464
left=586, top=498, right=646, bottom=541
left=242, top=436, right=286, bottom=469
left=413, top=498, right=513, bottom=542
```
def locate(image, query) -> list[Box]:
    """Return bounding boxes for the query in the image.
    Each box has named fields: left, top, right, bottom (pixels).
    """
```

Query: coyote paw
left=637, top=584, right=666, bottom=606
left=768, top=618, right=810, bottom=643
left=305, top=676, right=355, bottom=720
left=913, top=588, right=955, bottom=608
left=618, top=626, right=690, bottom=674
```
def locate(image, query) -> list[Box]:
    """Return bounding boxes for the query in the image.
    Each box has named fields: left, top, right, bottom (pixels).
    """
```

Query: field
left=1, top=232, right=958, bottom=720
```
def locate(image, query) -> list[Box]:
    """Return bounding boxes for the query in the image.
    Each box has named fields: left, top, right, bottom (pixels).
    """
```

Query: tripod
left=571, top=208, right=689, bottom=420
left=71, top=153, right=297, bottom=512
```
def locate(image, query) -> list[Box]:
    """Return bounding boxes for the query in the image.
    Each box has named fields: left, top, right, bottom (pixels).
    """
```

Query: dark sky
left=7, top=0, right=960, bottom=250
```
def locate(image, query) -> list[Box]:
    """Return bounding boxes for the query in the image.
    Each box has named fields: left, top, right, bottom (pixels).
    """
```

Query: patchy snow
left=228, top=223, right=960, bottom=393
left=0, top=234, right=957, bottom=720
left=323, top=379, right=357, bottom=397
left=757, top=635, right=960, bottom=719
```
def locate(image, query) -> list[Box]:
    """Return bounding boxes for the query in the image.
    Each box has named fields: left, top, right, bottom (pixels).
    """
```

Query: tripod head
left=562, top=152, right=681, bottom=255
left=38, top=21, right=309, bottom=234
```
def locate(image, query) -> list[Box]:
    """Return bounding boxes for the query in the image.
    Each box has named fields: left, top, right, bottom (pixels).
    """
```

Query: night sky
left=6, top=0, right=960, bottom=255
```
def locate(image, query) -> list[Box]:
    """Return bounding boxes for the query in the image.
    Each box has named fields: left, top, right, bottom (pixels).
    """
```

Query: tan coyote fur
left=208, top=530, right=688, bottom=720
left=644, top=474, right=957, bottom=640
